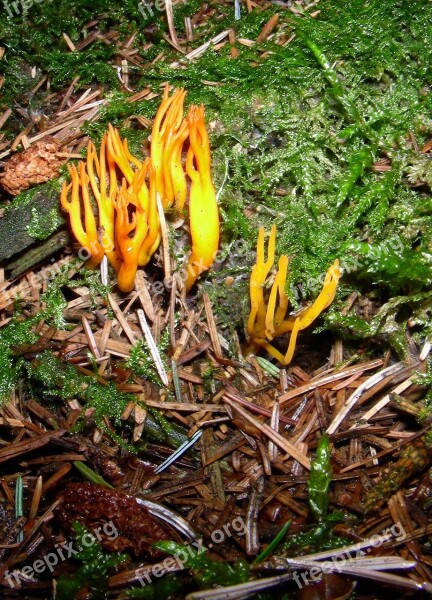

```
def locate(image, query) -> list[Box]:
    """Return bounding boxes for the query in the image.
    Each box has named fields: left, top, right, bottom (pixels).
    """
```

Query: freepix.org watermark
left=292, top=521, right=407, bottom=589
left=4, top=521, right=118, bottom=588
left=135, top=515, right=247, bottom=587
left=0, top=259, right=64, bottom=308
left=137, top=0, right=187, bottom=20
left=3, top=0, right=44, bottom=18
left=1, top=227, right=406, bottom=308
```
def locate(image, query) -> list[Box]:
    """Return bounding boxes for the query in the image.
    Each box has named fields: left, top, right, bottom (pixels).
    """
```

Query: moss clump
left=56, top=521, right=128, bottom=600
left=29, top=350, right=132, bottom=425
left=0, top=260, right=109, bottom=400
left=126, top=328, right=170, bottom=385
left=0, top=313, right=40, bottom=399
left=27, top=203, right=64, bottom=240
left=0, top=0, right=161, bottom=107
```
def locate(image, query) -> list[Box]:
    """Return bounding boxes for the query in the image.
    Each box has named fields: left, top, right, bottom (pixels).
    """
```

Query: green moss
left=182, top=0, right=432, bottom=350
left=152, top=541, right=249, bottom=588
left=0, top=260, right=110, bottom=401
left=0, top=313, right=39, bottom=399
left=56, top=522, right=128, bottom=600
left=27, top=204, right=64, bottom=239
left=0, top=0, right=161, bottom=106
left=28, top=350, right=129, bottom=422
left=40, top=260, right=111, bottom=329
left=126, top=328, right=170, bottom=385
left=26, top=348, right=189, bottom=448
left=5, top=179, right=61, bottom=212
left=415, top=365, right=432, bottom=423
left=326, top=289, right=432, bottom=359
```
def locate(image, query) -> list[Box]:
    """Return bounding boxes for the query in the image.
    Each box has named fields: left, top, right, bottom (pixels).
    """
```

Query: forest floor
left=0, top=1, right=432, bottom=598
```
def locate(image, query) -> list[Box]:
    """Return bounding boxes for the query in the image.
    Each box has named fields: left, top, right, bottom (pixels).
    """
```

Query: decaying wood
left=6, top=230, right=71, bottom=279
left=0, top=188, right=65, bottom=263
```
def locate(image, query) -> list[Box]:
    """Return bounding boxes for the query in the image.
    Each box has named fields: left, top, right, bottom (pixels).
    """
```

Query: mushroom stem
left=137, top=161, right=160, bottom=267
left=86, top=136, right=122, bottom=271
left=165, top=118, right=189, bottom=210
left=247, top=225, right=277, bottom=341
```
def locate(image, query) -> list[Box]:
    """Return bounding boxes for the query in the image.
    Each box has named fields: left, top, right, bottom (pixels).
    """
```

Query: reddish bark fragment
left=0, top=137, right=66, bottom=196
left=56, top=482, right=171, bottom=557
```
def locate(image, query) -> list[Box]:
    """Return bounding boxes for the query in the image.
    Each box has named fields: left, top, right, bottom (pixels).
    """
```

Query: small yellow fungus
left=247, top=226, right=341, bottom=365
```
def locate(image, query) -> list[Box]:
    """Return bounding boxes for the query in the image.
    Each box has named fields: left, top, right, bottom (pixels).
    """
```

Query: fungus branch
left=184, top=105, right=219, bottom=292
left=86, top=136, right=122, bottom=272
left=60, top=163, right=104, bottom=268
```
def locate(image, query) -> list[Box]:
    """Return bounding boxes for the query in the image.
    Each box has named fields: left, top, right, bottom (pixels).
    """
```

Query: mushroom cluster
left=61, top=86, right=219, bottom=293
left=247, top=225, right=341, bottom=365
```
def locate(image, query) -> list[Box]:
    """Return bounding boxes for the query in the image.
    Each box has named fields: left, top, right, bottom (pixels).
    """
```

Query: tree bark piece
left=0, top=188, right=66, bottom=264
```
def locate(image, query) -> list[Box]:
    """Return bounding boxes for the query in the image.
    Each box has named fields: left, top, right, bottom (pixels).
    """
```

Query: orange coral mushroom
left=163, top=118, right=189, bottom=210
left=106, top=123, right=139, bottom=185
left=137, top=161, right=160, bottom=267
left=86, top=136, right=122, bottom=271
left=60, top=162, right=104, bottom=267
left=113, top=168, right=150, bottom=293
left=105, top=124, right=161, bottom=267
left=61, top=88, right=220, bottom=294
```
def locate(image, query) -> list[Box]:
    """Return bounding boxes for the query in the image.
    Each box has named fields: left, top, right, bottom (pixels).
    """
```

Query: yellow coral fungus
left=86, top=136, right=122, bottom=272
left=247, top=226, right=341, bottom=365
left=150, top=85, right=188, bottom=209
left=137, top=161, right=160, bottom=267
left=184, top=104, right=219, bottom=292
left=105, top=125, right=162, bottom=263
left=60, top=162, right=104, bottom=267
left=151, top=86, right=176, bottom=201
left=164, top=118, right=189, bottom=210
left=106, top=123, right=139, bottom=185
left=61, top=88, right=219, bottom=293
